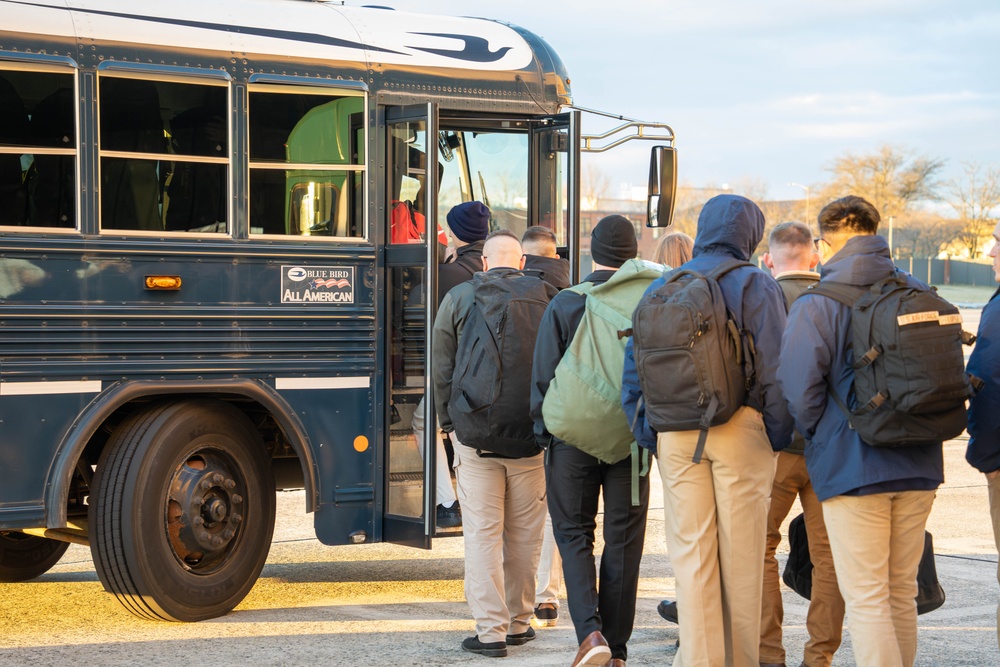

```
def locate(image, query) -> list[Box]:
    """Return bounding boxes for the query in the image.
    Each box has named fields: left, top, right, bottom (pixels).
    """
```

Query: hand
left=986, top=469, right=1000, bottom=481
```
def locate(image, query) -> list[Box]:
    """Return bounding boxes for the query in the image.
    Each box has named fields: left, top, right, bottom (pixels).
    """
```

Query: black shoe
left=437, top=501, right=462, bottom=528
left=505, top=626, right=535, bottom=645
left=533, top=602, right=558, bottom=627
left=462, top=636, right=507, bottom=658
left=657, top=599, right=678, bottom=624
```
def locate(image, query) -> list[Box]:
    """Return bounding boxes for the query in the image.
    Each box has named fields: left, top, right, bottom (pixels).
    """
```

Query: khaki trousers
left=822, top=490, right=935, bottom=667
left=760, top=451, right=844, bottom=667
left=988, top=474, right=1000, bottom=649
left=657, top=406, right=776, bottom=667
left=453, top=441, right=546, bottom=643
left=535, top=511, right=563, bottom=606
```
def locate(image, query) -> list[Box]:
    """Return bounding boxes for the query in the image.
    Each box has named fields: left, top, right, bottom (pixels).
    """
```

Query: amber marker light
left=144, top=276, right=182, bottom=290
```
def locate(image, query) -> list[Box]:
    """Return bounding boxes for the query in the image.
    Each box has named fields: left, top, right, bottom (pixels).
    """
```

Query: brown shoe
left=572, top=631, right=612, bottom=667
left=604, top=660, right=626, bottom=667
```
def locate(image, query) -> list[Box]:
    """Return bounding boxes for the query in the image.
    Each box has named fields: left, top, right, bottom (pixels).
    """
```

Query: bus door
left=529, top=111, right=581, bottom=281
left=382, top=104, right=439, bottom=548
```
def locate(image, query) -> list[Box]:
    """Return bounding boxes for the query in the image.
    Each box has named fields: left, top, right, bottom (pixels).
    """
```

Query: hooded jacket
left=778, top=234, right=943, bottom=501
left=438, top=241, right=484, bottom=304
left=966, top=288, right=1000, bottom=473
left=621, top=195, right=794, bottom=453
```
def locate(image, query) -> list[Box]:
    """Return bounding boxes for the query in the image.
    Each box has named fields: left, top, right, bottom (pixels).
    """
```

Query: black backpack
left=449, top=271, right=557, bottom=458
left=630, top=259, right=754, bottom=463
left=809, top=271, right=974, bottom=447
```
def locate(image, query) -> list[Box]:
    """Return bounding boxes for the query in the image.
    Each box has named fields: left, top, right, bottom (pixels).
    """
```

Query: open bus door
left=528, top=111, right=581, bottom=281
left=382, top=103, right=439, bottom=548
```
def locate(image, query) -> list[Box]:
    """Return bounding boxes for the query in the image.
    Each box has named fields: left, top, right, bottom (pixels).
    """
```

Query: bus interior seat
left=28, top=87, right=75, bottom=228
left=99, top=78, right=165, bottom=230
left=0, top=74, right=30, bottom=226
left=164, top=106, right=226, bottom=231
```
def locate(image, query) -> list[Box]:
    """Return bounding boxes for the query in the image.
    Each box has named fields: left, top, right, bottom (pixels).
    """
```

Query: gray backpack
left=630, top=259, right=754, bottom=463
left=809, top=271, right=974, bottom=446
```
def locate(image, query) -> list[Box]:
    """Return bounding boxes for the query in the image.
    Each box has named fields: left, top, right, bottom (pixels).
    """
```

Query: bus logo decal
left=281, top=266, right=355, bottom=304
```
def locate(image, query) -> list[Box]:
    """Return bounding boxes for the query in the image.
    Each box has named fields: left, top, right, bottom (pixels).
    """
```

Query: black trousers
left=545, top=440, right=650, bottom=660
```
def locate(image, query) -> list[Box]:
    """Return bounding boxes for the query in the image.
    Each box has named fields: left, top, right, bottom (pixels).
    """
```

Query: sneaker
left=437, top=500, right=462, bottom=528
left=461, top=635, right=507, bottom=658
left=505, top=626, right=535, bottom=645
left=533, top=602, right=559, bottom=627
left=657, top=599, right=678, bottom=624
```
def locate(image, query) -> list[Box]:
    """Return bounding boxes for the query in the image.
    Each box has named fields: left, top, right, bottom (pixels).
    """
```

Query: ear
left=809, top=251, right=820, bottom=270
left=518, top=254, right=526, bottom=270
left=480, top=256, right=489, bottom=271
left=762, top=252, right=774, bottom=270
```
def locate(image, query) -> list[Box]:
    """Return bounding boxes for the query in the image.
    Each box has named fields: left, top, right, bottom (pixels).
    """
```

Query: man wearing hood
left=622, top=194, right=793, bottom=667
left=779, top=196, right=942, bottom=667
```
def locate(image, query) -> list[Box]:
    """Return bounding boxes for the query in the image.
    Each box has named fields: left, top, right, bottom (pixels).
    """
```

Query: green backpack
left=542, top=258, right=663, bottom=467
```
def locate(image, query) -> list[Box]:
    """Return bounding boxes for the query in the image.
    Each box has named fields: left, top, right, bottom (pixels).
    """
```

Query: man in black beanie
left=439, top=201, right=491, bottom=302
left=530, top=214, right=649, bottom=667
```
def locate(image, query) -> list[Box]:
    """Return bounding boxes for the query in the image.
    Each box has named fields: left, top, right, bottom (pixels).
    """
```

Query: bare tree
left=821, top=144, right=944, bottom=220
left=890, top=211, right=963, bottom=259
left=947, top=161, right=1000, bottom=258
left=582, top=164, right=611, bottom=211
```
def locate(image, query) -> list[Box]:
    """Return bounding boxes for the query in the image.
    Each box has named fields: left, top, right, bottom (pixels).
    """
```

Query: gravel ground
left=1, top=308, right=997, bottom=666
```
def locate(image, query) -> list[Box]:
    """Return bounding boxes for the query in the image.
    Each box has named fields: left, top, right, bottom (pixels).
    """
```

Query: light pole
left=788, top=182, right=810, bottom=222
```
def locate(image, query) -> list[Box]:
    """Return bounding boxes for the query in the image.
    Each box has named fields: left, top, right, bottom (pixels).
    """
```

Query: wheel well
left=49, top=381, right=319, bottom=528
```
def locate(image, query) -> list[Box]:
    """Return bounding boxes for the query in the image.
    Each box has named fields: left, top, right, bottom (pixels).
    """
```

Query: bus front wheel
left=0, top=532, right=70, bottom=582
left=89, top=399, right=275, bottom=621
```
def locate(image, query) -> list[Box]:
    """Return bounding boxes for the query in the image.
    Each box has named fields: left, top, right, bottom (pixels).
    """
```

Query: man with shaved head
left=434, top=229, right=557, bottom=658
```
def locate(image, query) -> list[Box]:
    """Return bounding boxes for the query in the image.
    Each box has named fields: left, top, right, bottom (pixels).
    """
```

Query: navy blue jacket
left=967, top=288, right=1000, bottom=473
left=621, top=195, right=793, bottom=454
left=778, top=234, right=943, bottom=501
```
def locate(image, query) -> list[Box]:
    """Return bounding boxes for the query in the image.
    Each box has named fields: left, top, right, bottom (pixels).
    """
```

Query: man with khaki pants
left=759, top=222, right=844, bottom=667
left=433, top=231, right=552, bottom=658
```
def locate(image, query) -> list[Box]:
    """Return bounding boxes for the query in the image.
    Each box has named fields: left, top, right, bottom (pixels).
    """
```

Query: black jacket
left=523, top=254, right=571, bottom=290
left=438, top=241, right=484, bottom=304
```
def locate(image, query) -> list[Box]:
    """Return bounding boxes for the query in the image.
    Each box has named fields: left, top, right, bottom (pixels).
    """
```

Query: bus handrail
left=567, top=104, right=675, bottom=153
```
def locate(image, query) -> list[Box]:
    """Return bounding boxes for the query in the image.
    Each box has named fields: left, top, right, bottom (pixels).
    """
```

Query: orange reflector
left=145, top=276, right=182, bottom=290
left=353, top=435, right=369, bottom=453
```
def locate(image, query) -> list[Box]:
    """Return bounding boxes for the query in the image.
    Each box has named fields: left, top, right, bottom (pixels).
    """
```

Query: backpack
left=630, top=258, right=754, bottom=463
left=449, top=271, right=558, bottom=457
left=542, top=259, right=662, bottom=464
left=809, top=271, right=973, bottom=447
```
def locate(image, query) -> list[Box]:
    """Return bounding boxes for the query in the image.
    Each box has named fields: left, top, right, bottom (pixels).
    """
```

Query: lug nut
left=225, top=479, right=236, bottom=489
left=211, top=537, right=223, bottom=547
left=200, top=532, right=210, bottom=541
left=223, top=530, right=234, bottom=539
left=193, top=516, right=204, bottom=525
left=231, top=514, right=242, bottom=524
left=213, top=473, right=224, bottom=483
left=201, top=480, right=212, bottom=490
left=232, top=494, right=243, bottom=504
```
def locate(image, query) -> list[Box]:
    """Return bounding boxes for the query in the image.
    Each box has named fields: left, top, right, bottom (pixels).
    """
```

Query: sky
left=379, top=0, right=1000, bottom=206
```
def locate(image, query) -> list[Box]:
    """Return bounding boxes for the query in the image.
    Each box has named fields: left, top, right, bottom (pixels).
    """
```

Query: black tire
left=0, top=532, right=70, bottom=582
left=89, top=399, right=275, bottom=622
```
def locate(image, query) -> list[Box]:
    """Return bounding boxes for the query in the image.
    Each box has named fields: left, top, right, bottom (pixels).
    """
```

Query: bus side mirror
left=647, top=145, right=677, bottom=228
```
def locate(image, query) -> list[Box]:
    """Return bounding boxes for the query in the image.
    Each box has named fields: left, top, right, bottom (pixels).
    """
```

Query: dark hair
left=817, top=195, right=880, bottom=235
left=486, top=229, right=520, bottom=243
left=768, top=221, right=814, bottom=250
left=521, top=225, right=557, bottom=246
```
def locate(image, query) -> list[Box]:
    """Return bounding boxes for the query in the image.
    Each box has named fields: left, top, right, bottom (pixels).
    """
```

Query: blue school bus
left=0, top=0, right=675, bottom=621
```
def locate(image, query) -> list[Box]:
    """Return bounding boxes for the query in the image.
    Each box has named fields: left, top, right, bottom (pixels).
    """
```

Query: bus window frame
left=95, top=70, right=233, bottom=238
left=0, top=59, right=81, bottom=235
left=246, top=82, right=368, bottom=244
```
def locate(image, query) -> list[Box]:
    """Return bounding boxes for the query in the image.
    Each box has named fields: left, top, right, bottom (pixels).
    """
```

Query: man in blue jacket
left=966, top=218, right=1000, bottom=650
left=779, top=196, right=943, bottom=667
left=622, top=194, right=793, bottom=667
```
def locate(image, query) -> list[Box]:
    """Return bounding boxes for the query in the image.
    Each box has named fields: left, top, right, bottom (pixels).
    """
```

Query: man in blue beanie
left=439, top=201, right=491, bottom=302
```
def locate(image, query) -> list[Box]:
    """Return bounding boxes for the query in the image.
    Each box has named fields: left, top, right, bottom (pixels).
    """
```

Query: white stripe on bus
left=0, top=381, right=103, bottom=396
left=275, top=377, right=369, bottom=390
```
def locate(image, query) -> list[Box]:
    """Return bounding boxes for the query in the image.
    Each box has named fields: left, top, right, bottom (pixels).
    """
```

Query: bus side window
left=98, top=76, right=229, bottom=234
left=248, top=88, right=365, bottom=239
left=0, top=73, right=30, bottom=226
